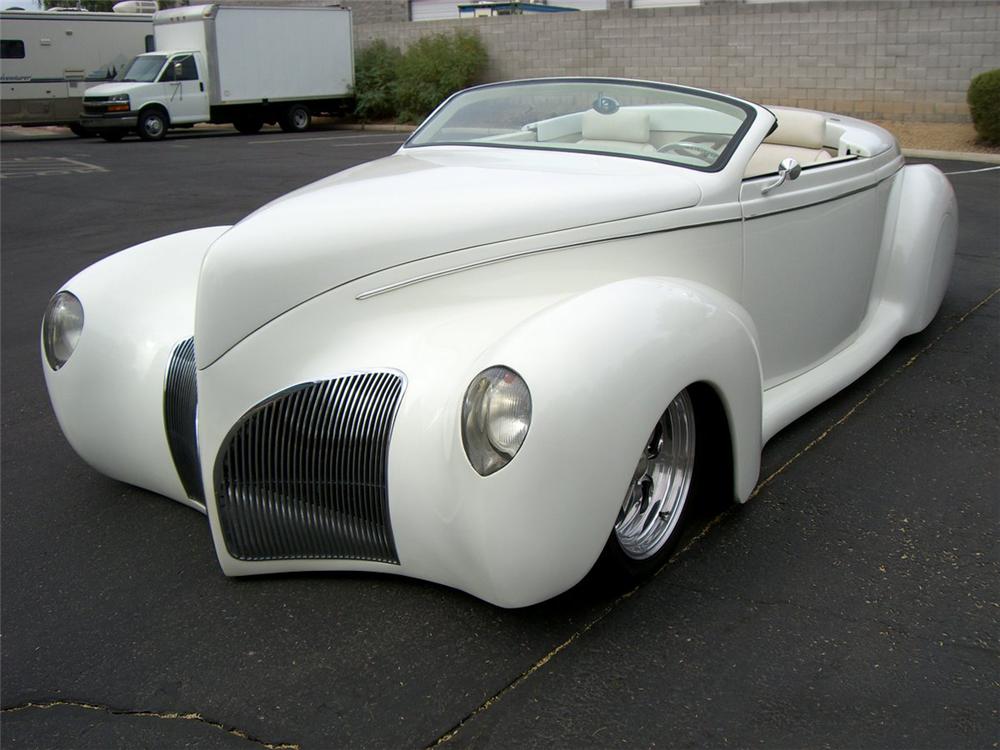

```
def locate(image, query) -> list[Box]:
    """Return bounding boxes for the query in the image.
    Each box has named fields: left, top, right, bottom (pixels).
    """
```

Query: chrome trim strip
left=742, top=179, right=884, bottom=220
left=356, top=217, right=741, bottom=301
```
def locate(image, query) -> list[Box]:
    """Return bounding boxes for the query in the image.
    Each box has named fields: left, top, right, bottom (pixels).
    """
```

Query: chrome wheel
left=614, top=390, right=696, bottom=560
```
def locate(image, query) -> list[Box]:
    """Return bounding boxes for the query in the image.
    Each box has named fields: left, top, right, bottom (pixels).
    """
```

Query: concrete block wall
left=352, top=0, right=1000, bottom=123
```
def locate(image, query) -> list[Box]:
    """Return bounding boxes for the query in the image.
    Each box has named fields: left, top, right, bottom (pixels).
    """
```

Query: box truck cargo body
left=0, top=10, right=153, bottom=131
left=80, top=4, right=354, bottom=141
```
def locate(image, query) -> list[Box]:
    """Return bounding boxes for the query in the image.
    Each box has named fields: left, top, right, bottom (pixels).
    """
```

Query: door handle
left=199, top=82, right=204, bottom=92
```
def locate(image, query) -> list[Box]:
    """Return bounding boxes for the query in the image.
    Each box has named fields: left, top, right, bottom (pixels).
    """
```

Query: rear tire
left=279, top=103, right=311, bottom=133
left=137, top=108, right=167, bottom=141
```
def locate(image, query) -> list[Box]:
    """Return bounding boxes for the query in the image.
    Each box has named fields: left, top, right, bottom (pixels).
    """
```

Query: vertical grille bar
left=214, top=371, right=405, bottom=564
left=163, top=337, right=204, bottom=506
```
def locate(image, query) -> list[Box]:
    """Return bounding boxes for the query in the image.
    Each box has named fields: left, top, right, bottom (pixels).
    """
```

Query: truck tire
left=137, top=108, right=168, bottom=141
left=100, top=130, right=126, bottom=142
left=68, top=123, right=93, bottom=138
left=279, top=103, right=311, bottom=133
left=234, top=114, right=264, bottom=135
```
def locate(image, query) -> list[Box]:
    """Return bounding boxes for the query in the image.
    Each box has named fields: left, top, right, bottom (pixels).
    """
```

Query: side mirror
left=761, top=157, right=802, bottom=195
left=173, top=61, right=183, bottom=80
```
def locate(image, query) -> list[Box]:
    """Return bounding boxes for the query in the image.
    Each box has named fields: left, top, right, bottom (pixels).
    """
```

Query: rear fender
left=883, top=164, right=958, bottom=335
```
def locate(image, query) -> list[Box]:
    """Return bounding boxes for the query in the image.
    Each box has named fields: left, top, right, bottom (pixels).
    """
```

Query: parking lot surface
left=1, top=128, right=997, bottom=749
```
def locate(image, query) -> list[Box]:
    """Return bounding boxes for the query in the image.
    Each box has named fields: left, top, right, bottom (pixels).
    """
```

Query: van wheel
left=68, top=123, right=93, bottom=138
left=100, top=130, right=126, bottom=142
left=137, top=109, right=168, bottom=141
left=234, top=115, right=264, bottom=135
left=279, top=104, right=311, bottom=132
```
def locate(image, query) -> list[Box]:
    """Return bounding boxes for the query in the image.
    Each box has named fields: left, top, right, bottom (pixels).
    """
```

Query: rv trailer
left=0, top=9, right=153, bottom=132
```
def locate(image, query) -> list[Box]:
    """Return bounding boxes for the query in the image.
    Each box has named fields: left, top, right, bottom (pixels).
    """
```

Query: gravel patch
left=874, top=121, right=1000, bottom=155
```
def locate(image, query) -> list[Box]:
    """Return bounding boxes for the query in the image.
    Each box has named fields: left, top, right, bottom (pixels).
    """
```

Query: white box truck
left=80, top=4, right=353, bottom=141
left=0, top=9, right=153, bottom=134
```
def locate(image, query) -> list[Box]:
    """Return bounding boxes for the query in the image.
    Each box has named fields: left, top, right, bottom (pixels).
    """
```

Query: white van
left=80, top=4, right=354, bottom=141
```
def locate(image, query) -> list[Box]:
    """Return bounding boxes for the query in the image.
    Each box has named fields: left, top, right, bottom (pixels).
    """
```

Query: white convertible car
left=42, top=78, right=957, bottom=607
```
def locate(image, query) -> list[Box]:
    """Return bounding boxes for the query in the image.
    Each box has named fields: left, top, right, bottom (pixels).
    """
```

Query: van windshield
left=121, top=55, right=166, bottom=83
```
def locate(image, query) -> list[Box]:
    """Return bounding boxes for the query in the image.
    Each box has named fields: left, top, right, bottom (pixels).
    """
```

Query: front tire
left=279, top=103, right=311, bottom=133
left=598, top=387, right=706, bottom=581
left=99, top=130, right=126, bottom=142
left=68, top=122, right=93, bottom=138
left=137, top=108, right=167, bottom=141
left=233, top=114, right=264, bottom=135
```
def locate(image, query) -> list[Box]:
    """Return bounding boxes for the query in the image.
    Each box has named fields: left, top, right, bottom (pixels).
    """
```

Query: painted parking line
left=1, top=156, right=107, bottom=178
left=942, top=164, right=1000, bottom=176
left=251, top=134, right=407, bottom=146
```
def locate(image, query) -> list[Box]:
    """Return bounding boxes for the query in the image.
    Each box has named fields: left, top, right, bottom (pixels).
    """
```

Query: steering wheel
left=657, top=134, right=728, bottom=163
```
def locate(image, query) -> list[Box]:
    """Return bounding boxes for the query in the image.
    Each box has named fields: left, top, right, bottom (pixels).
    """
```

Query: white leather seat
left=575, top=109, right=658, bottom=155
left=745, top=108, right=834, bottom=178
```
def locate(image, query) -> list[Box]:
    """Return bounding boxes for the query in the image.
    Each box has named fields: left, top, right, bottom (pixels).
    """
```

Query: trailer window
left=1, top=40, right=25, bottom=59
left=145, top=35, right=155, bottom=53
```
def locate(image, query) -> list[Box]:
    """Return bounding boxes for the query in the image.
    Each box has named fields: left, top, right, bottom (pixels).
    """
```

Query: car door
left=739, top=157, right=886, bottom=389
left=158, top=53, right=208, bottom=123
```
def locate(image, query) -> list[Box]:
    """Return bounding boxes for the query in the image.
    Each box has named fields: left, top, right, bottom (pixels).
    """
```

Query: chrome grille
left=214, top=371, right=404, bottom=564
left=163, top=337, right=204, bottom=506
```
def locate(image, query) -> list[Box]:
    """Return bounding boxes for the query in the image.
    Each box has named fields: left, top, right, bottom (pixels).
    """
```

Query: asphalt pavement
left=1, top=126, right=997, bottom=749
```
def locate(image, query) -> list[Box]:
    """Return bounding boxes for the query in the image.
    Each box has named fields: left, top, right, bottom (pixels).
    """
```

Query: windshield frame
left=403, top=77, right=759, bottom=174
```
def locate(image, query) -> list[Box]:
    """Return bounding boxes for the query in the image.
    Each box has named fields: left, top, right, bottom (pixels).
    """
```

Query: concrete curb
left=902, top=148, right=1000, bottom=164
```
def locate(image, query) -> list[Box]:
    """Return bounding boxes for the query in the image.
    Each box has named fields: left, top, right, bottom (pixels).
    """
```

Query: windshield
left=406, top=79, right=756, bottom=171
left=121, top=54, right=166, bottom=83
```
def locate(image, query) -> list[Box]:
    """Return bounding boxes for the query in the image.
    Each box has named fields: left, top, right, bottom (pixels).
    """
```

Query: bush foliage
left=353, top=32, right=488, bottom=123
left=967, top=69, right=1000, bottom=145
left=354, top=40, right=403, bottom=121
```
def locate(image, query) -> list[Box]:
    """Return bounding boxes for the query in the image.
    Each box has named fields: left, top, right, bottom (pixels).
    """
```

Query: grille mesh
left=214, top=371, right=404, bottom=564
left=163, top=337, right=204, bottom=505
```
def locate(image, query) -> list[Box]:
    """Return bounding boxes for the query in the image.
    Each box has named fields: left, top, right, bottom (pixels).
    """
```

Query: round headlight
left=42, top=291, right=84, bottom=371
left=462, top=366, right=531, bottom=476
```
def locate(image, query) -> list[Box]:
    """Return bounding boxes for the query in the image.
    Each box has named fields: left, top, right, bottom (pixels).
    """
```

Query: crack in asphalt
left=427, top=285, right=1000, bottom=747
left=750, top=285, right=999, bottom=501
left=0, top=700, right=300, bottom=750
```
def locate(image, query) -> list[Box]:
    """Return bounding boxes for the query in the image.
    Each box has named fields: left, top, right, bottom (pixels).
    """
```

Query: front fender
left=42, top=226, right=230, bottom=508
left=457, top=277, right=763, bottom=605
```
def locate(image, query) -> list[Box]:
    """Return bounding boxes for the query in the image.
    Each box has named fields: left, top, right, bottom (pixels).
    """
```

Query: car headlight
left=42, top=291, right=84, bottom=371
left=461, top=366, right=531, bottom=476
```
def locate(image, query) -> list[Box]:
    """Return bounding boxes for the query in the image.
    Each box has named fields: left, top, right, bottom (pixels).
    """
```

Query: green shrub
left=354, top=40, right=403, bottom=121
left=967, top=69, right=1000, bottom=145
left=394, top=31, right=488, bottom=123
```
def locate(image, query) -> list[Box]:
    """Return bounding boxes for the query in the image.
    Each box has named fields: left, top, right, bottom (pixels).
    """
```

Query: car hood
left=83, top=81, right=151, bottom=98
left=196, top=146, right=702, bottom=366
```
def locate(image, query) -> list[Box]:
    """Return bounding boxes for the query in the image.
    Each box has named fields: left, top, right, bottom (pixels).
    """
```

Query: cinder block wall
left=349, top=0, right=1000, bottom=123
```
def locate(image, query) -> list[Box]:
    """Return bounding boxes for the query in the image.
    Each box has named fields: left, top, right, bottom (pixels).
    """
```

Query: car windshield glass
left=406, top=79, right=755, bottom=171
left=121, top=55, right=166, bottom=82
